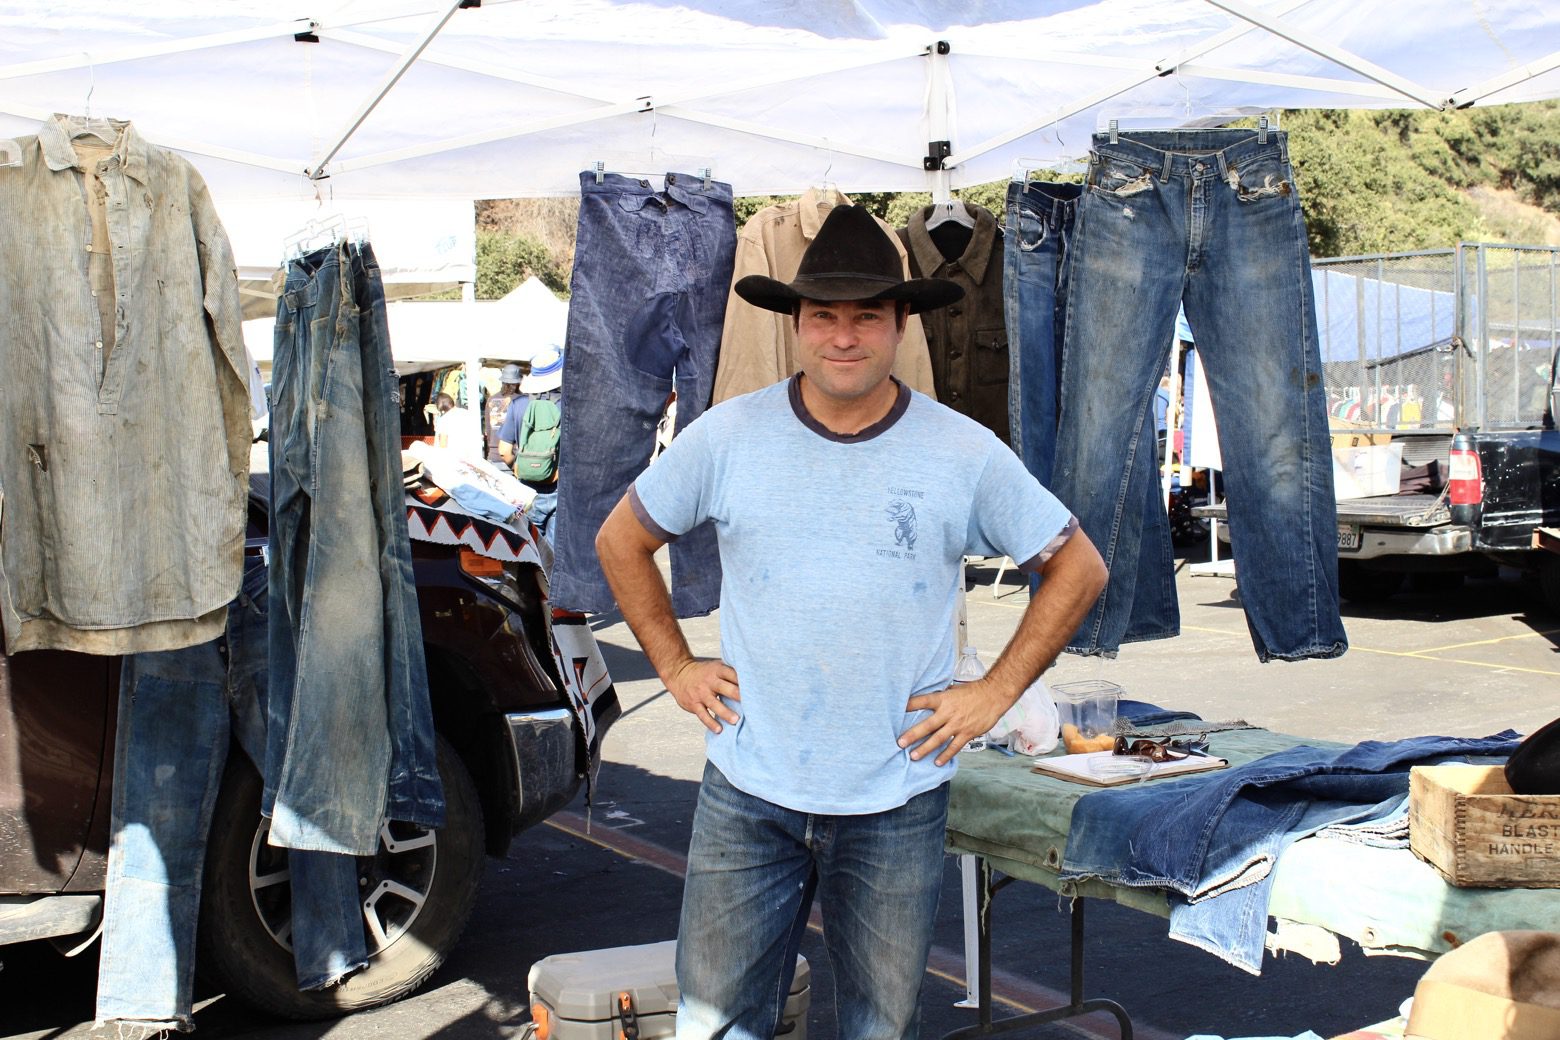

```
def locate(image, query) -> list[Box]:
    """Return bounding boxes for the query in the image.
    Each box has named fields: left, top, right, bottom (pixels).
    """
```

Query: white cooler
left=528, top=940, right=810, bottom=1040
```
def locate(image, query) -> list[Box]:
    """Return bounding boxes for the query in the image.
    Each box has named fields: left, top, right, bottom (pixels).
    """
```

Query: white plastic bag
left=986, top=678, right=1060, bottom=755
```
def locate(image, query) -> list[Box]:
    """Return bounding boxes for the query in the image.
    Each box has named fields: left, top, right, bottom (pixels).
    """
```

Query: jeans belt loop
left=1279, top=135, right=1290, bottom=165
left=1215, top=150, right=1231, bottom=180
left=1159, top=150, right=1174, bottom=181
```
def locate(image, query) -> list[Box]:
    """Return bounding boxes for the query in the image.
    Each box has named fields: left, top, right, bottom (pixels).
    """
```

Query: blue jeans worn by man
left=268, top=242, right=442, bottom=855
left=550, top=171, right=736, bottom=618
left=677, top=763, right=950, bottom=1040
left=1004, top=178, right=1176, bottom=643
left=1051, top=129, right=1346, bottom=661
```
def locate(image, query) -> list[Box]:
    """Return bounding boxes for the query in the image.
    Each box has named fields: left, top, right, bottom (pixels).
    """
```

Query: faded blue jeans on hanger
left=1061, top=731, right=1523, bottom=973
left=97, top=562, right=366, bottom=1030
left=551, top=171, right=735, bottom=618
left=1051, top=129, right=1346, bottom=661
left=1004, top=178, right=1175, bottom=642
left=269, top=242, right=443, bottom=855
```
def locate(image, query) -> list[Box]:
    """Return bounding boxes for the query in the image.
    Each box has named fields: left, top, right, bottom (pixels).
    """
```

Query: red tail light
left=1448, top=448, right=1482, bottom=506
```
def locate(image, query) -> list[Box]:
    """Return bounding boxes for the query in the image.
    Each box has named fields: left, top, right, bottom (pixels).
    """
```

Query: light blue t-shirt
left=632, top=376, right=1073, bottom=814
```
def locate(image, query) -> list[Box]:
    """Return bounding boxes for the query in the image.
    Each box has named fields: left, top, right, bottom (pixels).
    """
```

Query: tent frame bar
left=1447, top=48, right=1560, bottom=108
left=0, top=20, right=318, bottom=81
left=307, top=0, right=470, bottom=180
left=947, top=0, right=1311, bottom=169
left=1201, top=0, right=1445, bottom=109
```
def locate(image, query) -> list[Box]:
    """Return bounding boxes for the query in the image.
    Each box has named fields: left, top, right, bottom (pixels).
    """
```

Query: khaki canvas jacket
left=712, top=187, right=936, bottom=404
left=897, top=203, right=1010, bottom=442
left=0, top=117, right=250, bottom=653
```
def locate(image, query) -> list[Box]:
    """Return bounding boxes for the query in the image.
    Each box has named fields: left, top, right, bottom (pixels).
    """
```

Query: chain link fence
left=1313, top=243, right=1560, bottom=435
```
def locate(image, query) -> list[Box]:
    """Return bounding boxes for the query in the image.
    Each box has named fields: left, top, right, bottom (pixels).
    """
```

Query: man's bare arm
left=499, top=440, right=515, bottom=464
left=900, top=528, right=1108, bottom=765
left=596, top=494, right=740, bottom=733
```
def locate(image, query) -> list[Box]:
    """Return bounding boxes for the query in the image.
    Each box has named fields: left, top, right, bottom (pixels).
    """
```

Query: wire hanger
left=1012, top=110, right=1086, bottom=181
left=65, top=53, right=118, bottom=146
left=281, top=212, right=371, bottom=262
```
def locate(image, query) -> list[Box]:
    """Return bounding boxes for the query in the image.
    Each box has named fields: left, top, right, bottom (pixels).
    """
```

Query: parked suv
left=0, top=482, right=618, bottom=1019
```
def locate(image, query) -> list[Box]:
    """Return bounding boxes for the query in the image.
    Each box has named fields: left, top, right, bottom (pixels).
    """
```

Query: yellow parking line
left=1415, top=630, right=1560, bottom=653
left=1182, top=625, right=1560, bottom=676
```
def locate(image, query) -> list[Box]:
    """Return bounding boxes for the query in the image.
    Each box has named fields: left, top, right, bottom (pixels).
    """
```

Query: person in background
left=1154, top=375, right=1172, bottom=464
left=594, top=204, right=1106, bottom=1040
left=485, top=362, right=528, bottom=467
left=429, top=392, right=483, bottom=461
left=500, top=347, right=565, bottom=542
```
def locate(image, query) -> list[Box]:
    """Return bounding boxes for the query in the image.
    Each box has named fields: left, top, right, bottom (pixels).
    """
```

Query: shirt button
left=95, top=340, right=103, bottom=348
left=90, top=291, right=97, bottom=298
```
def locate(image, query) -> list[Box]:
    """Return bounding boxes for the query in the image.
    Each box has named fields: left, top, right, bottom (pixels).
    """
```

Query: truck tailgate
left=1193, top=493, right=1450, bottom=527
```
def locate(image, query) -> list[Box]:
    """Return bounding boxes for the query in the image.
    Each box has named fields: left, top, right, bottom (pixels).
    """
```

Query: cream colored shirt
left=712, top=187, right=937, bottom=404
left=0, top=116, right=250, bottom=654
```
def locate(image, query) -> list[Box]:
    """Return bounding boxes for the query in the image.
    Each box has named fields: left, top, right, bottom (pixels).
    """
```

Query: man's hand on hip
left=669, top=658, right=742, bottom=734
left=899, top=680, right=1013, bottom=767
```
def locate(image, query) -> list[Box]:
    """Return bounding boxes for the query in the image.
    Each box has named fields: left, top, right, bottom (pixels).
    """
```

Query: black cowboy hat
left=734, top=204, right=964, bottom=315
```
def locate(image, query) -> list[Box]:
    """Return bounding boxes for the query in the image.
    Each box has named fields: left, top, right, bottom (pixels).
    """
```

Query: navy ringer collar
left=788, top=373, right=910, bottom=443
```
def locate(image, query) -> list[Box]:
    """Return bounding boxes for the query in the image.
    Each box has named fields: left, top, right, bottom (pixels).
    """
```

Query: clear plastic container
left=954, top=647, right=987, bottom=751
left=1050, top=679, right=1121, bottom=742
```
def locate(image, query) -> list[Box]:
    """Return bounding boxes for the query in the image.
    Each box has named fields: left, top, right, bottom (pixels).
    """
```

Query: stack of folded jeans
left=268, top=240, right=444, bottom=854
left=1060, top=731, right=1524, bottom=973
left=1042, top=128, right=1346, bottom=662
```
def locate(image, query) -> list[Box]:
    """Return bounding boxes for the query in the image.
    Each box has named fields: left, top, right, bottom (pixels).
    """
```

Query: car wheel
left=197, top=735, right=484, bottom=1020
left=1337, top=560, right=1406, bottom=603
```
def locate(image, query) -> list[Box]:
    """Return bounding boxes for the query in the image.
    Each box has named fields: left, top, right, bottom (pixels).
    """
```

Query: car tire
left=197, top=735, right=485, bottom=1020
left=1337, top=560, right=1405, bottom=603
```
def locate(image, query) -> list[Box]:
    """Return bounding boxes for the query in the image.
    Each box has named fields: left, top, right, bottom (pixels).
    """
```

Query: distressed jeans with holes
left=550, top=171, right=735, bottom=618
left=675, top=762, right=949, bottom=1040
left=1005, top=179, right=1176, bottom=641
left=96, top=561, right=365, bottom=1031
left=1052, top=130, right=1346, bottom=661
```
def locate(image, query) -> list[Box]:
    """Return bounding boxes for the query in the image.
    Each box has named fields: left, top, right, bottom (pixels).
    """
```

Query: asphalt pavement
left=6, top=553, right=1558, bottom=1040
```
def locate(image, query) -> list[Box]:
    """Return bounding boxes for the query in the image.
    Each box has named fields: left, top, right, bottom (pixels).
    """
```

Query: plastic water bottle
left=953, top=646, right=988, bottom=751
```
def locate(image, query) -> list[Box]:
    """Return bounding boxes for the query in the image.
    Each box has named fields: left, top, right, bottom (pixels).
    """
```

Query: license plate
left=1338, top=524, right=1361, bottom=550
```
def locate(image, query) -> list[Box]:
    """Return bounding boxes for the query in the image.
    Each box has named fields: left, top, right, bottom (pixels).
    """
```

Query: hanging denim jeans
left=96, top=562, right=366, bottom=1030
left=1004, top=178, right=1176, bottom=643
left=268, top=242, right=442, bottom=855
left=550, top=171, right=735, bottom=618
left=1051, top=129, right=1346, bottom=661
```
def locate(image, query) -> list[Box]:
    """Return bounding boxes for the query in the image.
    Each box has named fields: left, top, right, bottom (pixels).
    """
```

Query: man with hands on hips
left=595, top=203, right=1106, bottom=1040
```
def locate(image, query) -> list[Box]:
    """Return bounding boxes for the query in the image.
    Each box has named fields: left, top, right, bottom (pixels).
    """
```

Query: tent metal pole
left=662, top=109, right=924, bottom=169
left=1446, top=49, right=1560, bottom=108
left=307, top=0, right=470, bottom=181
left=947, top=0, right=1310, bottom=168
left=1200, top=0, right=1445, bottom=109
left=926, top=40, right=954, bottom=202
left=0, top=20, right=317, bottom=81
left=1174, top=63, right=1404, bottom=99
left=0, top=99, right=302, bottom=173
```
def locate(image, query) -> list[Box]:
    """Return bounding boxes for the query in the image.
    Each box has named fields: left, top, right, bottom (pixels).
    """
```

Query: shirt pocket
left=974, top=324, right=1009, bottom=386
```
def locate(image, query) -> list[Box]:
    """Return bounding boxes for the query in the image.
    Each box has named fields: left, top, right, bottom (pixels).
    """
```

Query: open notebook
left=1030, top=750, right=1228, bottom=788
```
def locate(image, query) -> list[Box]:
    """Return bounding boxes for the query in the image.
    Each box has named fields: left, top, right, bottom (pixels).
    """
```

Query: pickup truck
left=1197, top=242, right=1560, bottom=607
left=0, top=482, right=619, bottom=1020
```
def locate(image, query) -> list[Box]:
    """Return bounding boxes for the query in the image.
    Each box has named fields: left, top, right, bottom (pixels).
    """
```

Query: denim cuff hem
left=95, top=1016, right=193, bottom=1036
left=1256, top=639, right=1348, bottom=663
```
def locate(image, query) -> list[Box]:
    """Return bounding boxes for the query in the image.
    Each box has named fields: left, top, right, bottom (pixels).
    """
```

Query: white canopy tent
left=3, top=1, right=1558, bottom=203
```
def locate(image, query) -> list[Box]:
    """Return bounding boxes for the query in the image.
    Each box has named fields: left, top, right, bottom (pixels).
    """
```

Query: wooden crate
left=1409, top=765, right=1560, bottom=888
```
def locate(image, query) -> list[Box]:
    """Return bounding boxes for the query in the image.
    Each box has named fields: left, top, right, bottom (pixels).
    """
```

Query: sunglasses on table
left=1112, top=735, right=1211, bottom=762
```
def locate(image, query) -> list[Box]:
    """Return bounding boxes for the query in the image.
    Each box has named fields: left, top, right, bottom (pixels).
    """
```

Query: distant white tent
left=244, top=275, right=568, bottom=373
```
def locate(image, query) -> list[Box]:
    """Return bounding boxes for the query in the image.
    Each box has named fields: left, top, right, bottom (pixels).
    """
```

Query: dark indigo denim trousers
left=551, top=171, right=735, bottom=617
left=1061, top=731, right=1522, bottom=972
left=676, top=762, right=948, bottom=1040
left=1004, top=179, right=1175, bottom=642
left=269, top=242, right=442, bottom=855
left=96, top=562, right=365, bottom=1030
left=1051, top=129, right=1346, bottom=661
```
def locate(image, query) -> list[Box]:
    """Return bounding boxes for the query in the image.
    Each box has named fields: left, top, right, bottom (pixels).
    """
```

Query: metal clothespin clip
left=1258, top=115, right=1269, bottom=144
left=594, top=160, right=605, bottom=185
left=0, top=138, right=21, bottom=168
left=701, top=166, right=712, bottom=190
left=1108, top=118, right=1119, bottom=145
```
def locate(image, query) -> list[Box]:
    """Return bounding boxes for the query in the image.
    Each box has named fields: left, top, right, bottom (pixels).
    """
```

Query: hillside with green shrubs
left=473, top=101, right=1560, bottom=298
